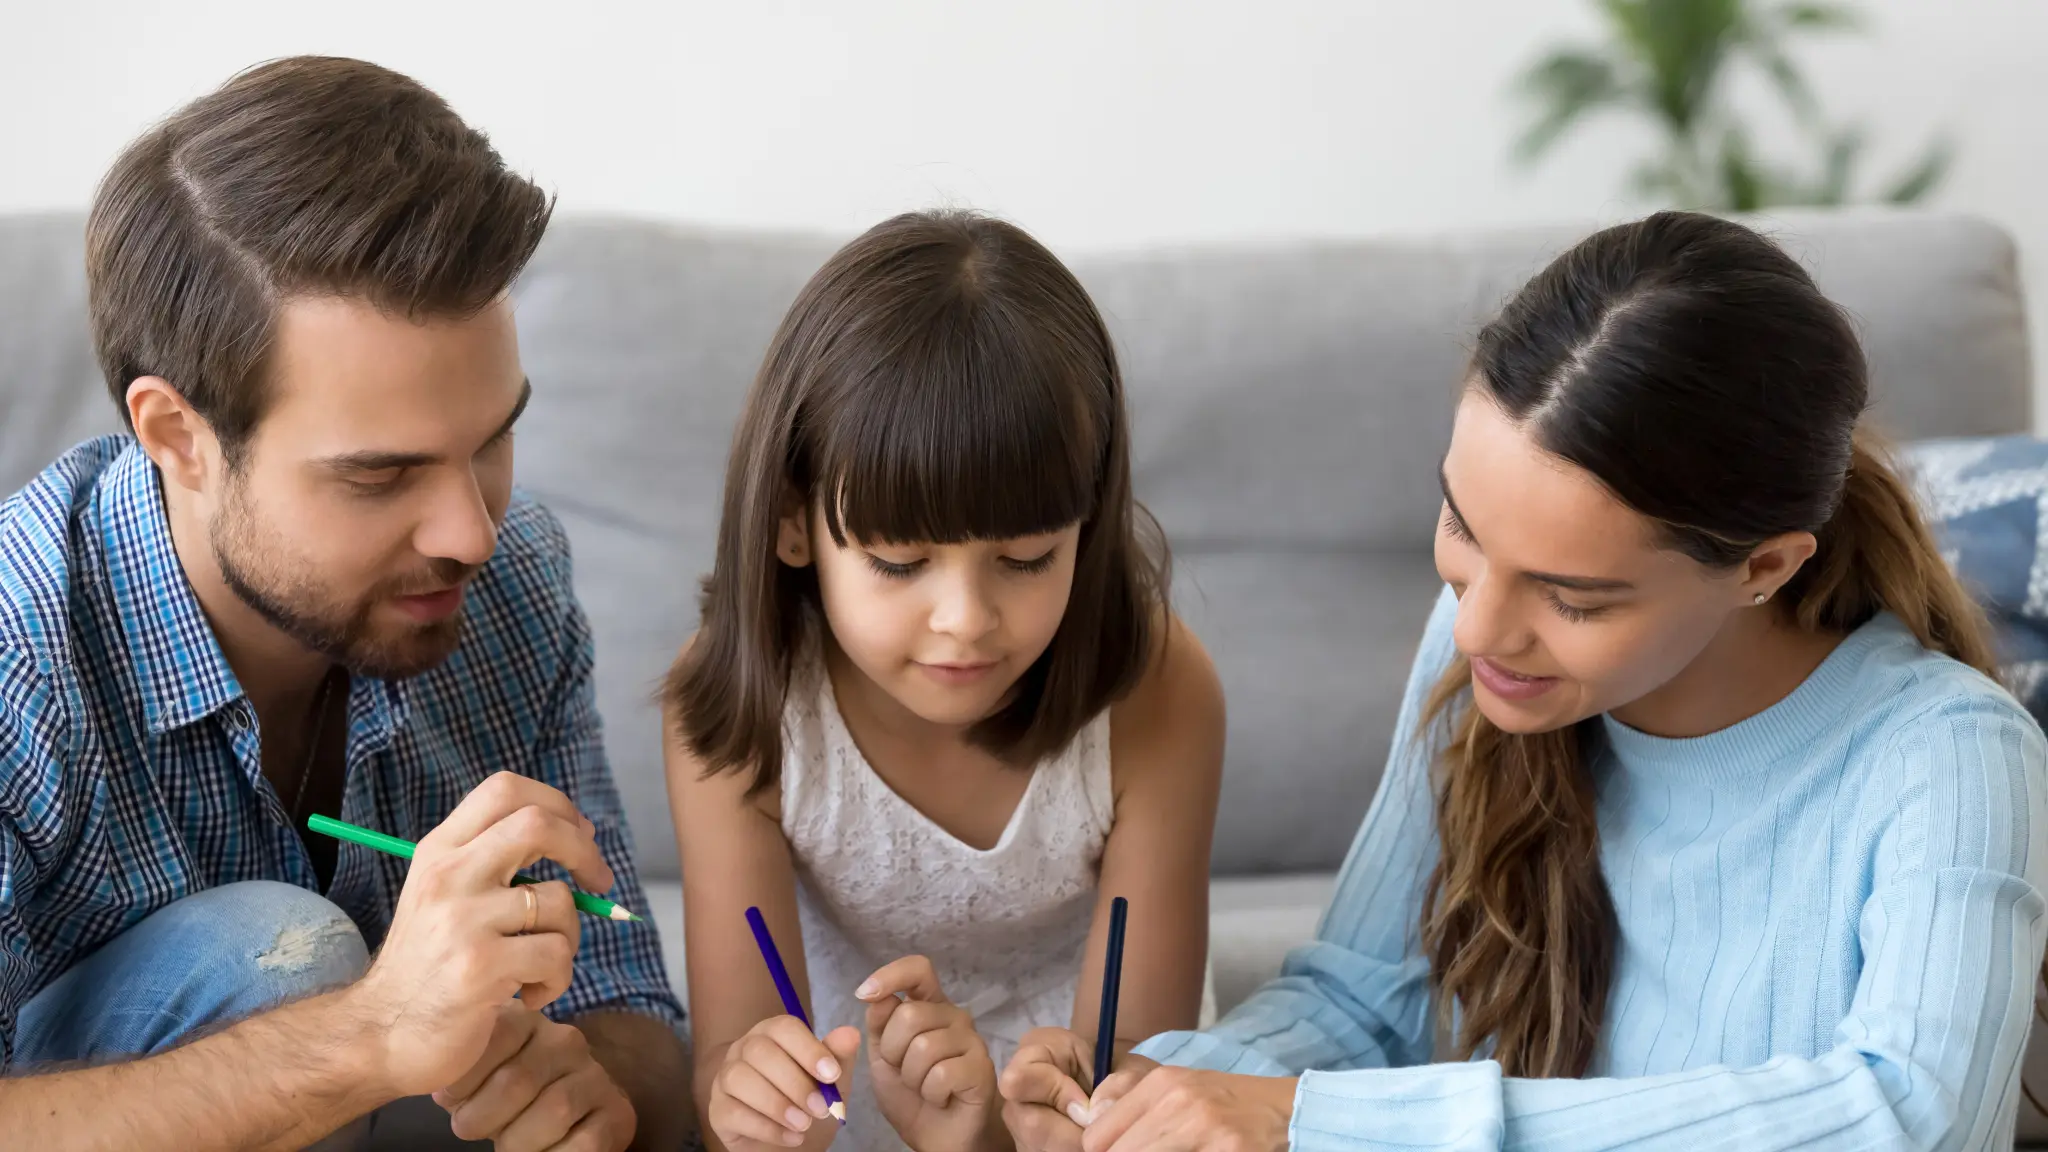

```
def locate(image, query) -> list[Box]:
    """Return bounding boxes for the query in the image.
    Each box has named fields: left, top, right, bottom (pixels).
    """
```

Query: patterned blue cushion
left=1902, top=435, right=2048, bottom=720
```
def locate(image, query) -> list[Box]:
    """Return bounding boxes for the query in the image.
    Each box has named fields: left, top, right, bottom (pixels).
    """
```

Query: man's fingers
left=856, top=954, right=947, bottom=1003
left=488, top=879, right=581, bottom=943
left=427, top=771, right=592, bottom=850
left=465, top=804, right=616, bottom=895
left=448, top=1024, right=590, bottom=1143
left=495, top=1063, right=610, bottom=1152
left=501, top=932, right=579, bottom=1010
left=435, top=1003, right=539, bottom=1107
left=547, top=1098, right=636, bottom=1152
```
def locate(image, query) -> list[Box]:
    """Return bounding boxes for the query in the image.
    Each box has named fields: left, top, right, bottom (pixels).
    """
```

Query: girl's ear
left=777, top=492, right=813, bottom=568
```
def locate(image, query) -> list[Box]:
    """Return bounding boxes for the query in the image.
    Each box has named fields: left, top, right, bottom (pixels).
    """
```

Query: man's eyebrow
left=314, top=378, right=531, bottom=473
left=1438, top=460, right=1634, bottom=593
left=483, top=378, right=533, bottom=446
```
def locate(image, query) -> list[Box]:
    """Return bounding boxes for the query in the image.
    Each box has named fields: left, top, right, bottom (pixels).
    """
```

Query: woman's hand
left=998, top=1028, right=1163, bottom=1152
left=1082, top=1068, right=1296, bottom=1152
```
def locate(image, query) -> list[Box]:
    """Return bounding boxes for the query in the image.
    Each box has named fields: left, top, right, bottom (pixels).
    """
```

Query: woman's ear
left=1739, top=530, right=1819, bottom=607
left=777, top=494, right=813, bottom=568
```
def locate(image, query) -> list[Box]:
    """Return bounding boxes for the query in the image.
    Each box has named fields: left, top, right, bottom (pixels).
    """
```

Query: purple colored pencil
left=745, top=905, right=847, bottom=1123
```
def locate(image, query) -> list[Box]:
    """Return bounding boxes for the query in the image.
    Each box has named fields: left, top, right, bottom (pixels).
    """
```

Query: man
left=0, top=57, right=692, bottom=1150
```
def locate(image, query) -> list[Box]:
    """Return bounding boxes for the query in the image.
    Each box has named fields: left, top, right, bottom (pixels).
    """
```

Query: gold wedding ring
left=519, top=884, right=539, bottom=935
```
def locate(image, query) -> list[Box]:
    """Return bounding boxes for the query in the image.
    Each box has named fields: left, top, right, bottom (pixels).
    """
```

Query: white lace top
left=780, top=654, right=1113, bottom=1152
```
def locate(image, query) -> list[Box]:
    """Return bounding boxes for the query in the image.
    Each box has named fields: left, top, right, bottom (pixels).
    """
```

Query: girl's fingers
left=874, top=999, right=959, bottom=1067
left=714, top=1062, right=811, bottom=1146
left=720, top=1037, right=815, bottom=1123
left=737, top=1029, right=836, bottom=1120
left=1000, top=1045, right=1092, bottom=1118
left=758, top=1015, right=847, bottom=1087
left=919, top=1053, right=993, bottom=1108
left=857, top=954, right=948, bottom=1003
left=899, top=1021, right=977, bottom=1088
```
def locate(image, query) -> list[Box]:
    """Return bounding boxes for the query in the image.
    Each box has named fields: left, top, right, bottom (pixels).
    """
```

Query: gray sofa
left=1, top=207, right=2040, bottom=1139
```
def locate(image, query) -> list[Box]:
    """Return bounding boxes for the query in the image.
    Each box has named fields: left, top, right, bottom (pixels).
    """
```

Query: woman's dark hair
left=665, top=210, right=1168, bottom=791
left=1422, top=210, right=2000, bottom=1078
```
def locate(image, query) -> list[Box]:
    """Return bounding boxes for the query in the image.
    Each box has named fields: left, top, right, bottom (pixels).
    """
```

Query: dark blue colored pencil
left=1092, top=896, right=1129, bottom=1091
left=745, top=906, right=847, bottom=1123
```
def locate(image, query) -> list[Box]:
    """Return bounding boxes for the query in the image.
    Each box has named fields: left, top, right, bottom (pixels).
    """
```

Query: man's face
left=209, top=295, right=526, bottom=679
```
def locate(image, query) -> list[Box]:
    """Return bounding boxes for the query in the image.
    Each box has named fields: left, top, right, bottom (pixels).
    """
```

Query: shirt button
left=225, top=706, right=251, bottom=732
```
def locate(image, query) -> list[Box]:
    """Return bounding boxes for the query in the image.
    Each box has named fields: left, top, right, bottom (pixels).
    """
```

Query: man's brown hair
left=86, top=55, right=553, bottom=463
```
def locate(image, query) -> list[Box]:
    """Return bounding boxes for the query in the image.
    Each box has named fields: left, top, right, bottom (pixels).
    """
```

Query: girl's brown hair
left=1422, top=211, right=2003, bottom=1078
left=665, top=211, right=1168, bottom=792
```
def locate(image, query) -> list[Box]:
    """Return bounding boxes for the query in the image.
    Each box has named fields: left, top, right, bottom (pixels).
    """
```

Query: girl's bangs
left=808, top=332, right=1105, bottom=548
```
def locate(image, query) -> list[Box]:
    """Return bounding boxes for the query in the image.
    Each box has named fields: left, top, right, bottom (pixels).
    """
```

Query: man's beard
left=211, top=481, right=475, bottom=680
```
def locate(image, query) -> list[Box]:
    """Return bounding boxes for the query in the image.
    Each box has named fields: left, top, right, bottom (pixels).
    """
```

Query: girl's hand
left=707, top=1014, right=861, bottom=1150
left=1081, top=1068, right=1295, bottom=1152
left=999, top=1029, right=1161, bottom=1152
left=858, top=955, right=1000, bottom=1152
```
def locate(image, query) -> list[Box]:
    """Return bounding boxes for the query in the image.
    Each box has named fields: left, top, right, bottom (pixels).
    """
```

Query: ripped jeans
left=13, top=880, right=472, bottom=1150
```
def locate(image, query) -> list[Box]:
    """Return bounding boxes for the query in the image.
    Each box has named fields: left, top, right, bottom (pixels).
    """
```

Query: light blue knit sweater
left=1140, top=588, right=2048, bottom=1150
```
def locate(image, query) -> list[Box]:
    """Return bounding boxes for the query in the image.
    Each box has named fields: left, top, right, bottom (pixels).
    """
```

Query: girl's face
left=1433, top=392, right=1761, bottom=734
left=788, top=504, right=1084, bottom=729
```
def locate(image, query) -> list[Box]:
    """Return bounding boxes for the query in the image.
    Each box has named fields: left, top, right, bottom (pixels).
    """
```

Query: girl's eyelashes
left=864, top=554, right=925, bottom=580
left=1002, top=549, right=1058, bottom=575
left=860, top=547, right=1060, bottom=579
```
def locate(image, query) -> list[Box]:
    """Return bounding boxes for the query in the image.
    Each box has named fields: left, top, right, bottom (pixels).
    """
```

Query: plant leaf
left=1746, top=39, right=1822, bottom=127
left=1719, top=126, right=1767, bottom=211
left=1884, top=135, right=1954, bottom=203
left=1817, top=124, right=1866, bottom=204
left=1596, top=0, right=1734, bottom=131
left=1771, top=2, right=1863, bottom=31
left=1510, top=49, right=1627, bottom=162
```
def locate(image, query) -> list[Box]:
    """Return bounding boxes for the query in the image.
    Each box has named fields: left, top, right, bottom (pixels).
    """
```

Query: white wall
left=6, top=0, right=2045, bottom=408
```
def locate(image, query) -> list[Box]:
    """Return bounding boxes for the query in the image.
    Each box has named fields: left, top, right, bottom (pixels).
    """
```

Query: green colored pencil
left=307, top=813, right=643, bottom=922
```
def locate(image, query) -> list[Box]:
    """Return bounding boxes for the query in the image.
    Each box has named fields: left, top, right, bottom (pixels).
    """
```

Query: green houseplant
left=1514, top=0, right=1951, bottom=211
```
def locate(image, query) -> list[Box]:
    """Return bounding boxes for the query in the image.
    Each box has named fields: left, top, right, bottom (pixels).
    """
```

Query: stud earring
left=1753, top=592, right=1769, bottom=605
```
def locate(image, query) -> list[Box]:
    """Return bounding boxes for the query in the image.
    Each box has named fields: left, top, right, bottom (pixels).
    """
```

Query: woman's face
left=1432, top=391, right=1754, bottom=734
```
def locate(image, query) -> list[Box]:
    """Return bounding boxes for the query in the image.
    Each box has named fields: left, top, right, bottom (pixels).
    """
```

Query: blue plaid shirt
left=0, top=437, right=684, bottom=1067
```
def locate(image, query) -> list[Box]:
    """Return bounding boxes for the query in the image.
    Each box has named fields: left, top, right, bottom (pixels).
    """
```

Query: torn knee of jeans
left=255, top=913, right=365, bottom=974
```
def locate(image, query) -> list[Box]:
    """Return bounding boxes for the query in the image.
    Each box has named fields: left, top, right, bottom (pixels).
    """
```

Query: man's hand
left=339, top=771, right=617, bottom=1098
left=859, top=955, right=1001, bottom=1152
left=433, top=1002, right=637, bottom=1151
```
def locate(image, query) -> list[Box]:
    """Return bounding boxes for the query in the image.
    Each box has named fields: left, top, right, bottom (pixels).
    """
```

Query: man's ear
left=128, top=376, right=223, bottom=494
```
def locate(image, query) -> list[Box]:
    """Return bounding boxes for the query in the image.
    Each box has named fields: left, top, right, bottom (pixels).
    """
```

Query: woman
left=999, top=211, right=2048, bottom=1151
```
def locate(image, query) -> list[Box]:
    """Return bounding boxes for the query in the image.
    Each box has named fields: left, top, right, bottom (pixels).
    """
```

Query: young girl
left=665, top=211, right=1224, bottom=1152
left=1004, top=211, right=2048, bottom=1151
